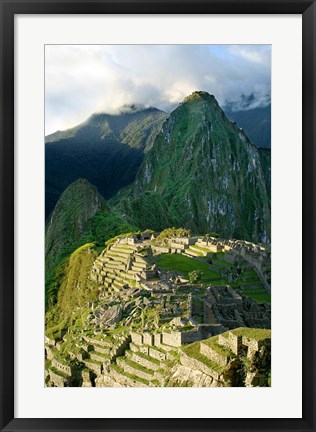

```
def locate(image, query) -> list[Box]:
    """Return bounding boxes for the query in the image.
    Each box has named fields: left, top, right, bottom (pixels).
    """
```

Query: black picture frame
left=0, top=1, right=315, bottom=431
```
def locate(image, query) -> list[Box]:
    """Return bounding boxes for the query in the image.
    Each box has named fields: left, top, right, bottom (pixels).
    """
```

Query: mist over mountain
left=45, top=107, right=167, bottom=217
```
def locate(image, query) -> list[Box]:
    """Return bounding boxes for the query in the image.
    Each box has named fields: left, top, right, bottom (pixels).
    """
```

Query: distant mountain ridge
left=224, top=104, right=271, bottom=149
left=45, top=107, right=167, bottom=216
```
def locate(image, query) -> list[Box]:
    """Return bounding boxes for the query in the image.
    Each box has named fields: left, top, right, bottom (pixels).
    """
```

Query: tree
left=189, top=270, right=203, bottom=284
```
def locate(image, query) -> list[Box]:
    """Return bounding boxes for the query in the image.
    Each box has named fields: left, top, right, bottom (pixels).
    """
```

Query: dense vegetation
left=116, top=92, right=270, bottom=243
left=45, top=179, right=138, bottom=307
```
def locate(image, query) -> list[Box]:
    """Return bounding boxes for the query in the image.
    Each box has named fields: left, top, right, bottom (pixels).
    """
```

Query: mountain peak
left=182, top=91, right=216, bottom=104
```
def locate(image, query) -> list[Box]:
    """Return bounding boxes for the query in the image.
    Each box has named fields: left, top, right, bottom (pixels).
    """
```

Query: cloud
left=45, top=44, right=271, bottom=134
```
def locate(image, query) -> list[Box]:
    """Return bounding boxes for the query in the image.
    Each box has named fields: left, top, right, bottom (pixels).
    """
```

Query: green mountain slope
left=258, top=148, right=271, bottom=201
left=45, top=178, right=106, bottom=271
left=45, top=242, right=99, bottom=328
left=45, top=106, right=167, bottom=216
left=45, top=179, right=139, bottom=305
left=116, top=91, right=270, bottom=243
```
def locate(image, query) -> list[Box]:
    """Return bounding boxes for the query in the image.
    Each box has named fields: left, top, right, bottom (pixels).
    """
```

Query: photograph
left=44, top=44, right=272, bottom=388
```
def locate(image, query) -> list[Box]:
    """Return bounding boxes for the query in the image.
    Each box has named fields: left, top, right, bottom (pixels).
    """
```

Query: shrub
left=188, top=270, right=204, bottom=284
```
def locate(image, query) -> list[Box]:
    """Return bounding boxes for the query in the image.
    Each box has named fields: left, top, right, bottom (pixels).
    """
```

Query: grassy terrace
left=202, top=337, right=233, bottom=358
left=155, top=253, right=271, bottom=304
left=239, top=288, right=271, bottom=304
left=132, top=350, right=161, bottom=365
left=110, top=363, right=150, bottom=386
left=230, top=327, right=271, bottom=341
left=119, top=357, right=155, bottom=376
left=155, top=254, right=222, bottom=283
left=182, top=342, right=226, bottom=373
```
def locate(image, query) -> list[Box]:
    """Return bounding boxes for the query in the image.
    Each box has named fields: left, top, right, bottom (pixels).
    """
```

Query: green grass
left=190, top=244, right=213, bottom=253
left=211, top=257, right=235, bottom=267
left=111, top=364, right=150, bottom=386
left=49, top=366, right=69, bottom=379
left=201, top=337, right=232, bottom=358
left=230, top=327, right=271, bottom=341
left=131, top=350, right=160, bottom=365
left=182, top=342, right=226, bottom=373
left=155, top=253, right=271, bottom=304
left=239, top=288, right=271, bottom=304
left=121, top=357, right=155, bottom=376
left=155, top=254, right=220, bottom=282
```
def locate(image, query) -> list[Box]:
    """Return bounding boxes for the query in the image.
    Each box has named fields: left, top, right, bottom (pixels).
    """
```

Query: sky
left=45, top=45, right=271, bottom=135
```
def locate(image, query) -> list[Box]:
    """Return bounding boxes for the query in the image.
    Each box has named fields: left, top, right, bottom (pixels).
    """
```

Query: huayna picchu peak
left=115, top=91, right=270, bottom=243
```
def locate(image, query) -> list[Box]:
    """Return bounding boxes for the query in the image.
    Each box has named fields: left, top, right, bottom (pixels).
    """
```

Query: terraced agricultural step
left=83, top=335, right=112, bottom=348
left=111, top=245, right=136, bottom=254
left=104, top=270, right=118, bottom=279
left=129, top=343, right=168, bottom=361
left=112, top=279, right=126, bottom=288
left=185, top=248, right=204, bottom=257
left=158, top=343, right=180, bottom=353
left=89, top=350, right=111, bottom=364
left=126, top=350, right=160, bottom=372
left=238, top=282, right=264, bottom=290
left=132, top=262, right=147, bottom=270
left=240, top=274, right=260, bottom=281
left=82, top=359, right=103, bottom=376
left=109, top=364, right=149, bottom=387
left=189, top=245, right=211, bottom=256
left=112, top=283, right=123, bottom=292
left=180, top=343, right=225, bottom=380
left=211, top=259, right=233, bottom=269
left=200, top=338, right=232, bottom=366
left=47, top=367, right=69, bottom=387
left=106, top=251, right=130, bottom=260
left=104, top=276, right=114, bottom=284
left=105, top=262, right=126, bottom=271
left=115, top=273, right=132, bottom=285
left=134, top=255, right=148, bottom=264
left=126, top=269, right=140, bottom=276
left=92, top=344, right=111, bottom=355
left=170, top=242, right=187, bottom=250
left=207, top=265, right=221, bottom=274
left=116, top=357, right=155, bottom=381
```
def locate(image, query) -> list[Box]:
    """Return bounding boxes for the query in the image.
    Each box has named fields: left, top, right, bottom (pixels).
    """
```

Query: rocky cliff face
left=118, top=91, right=270, bottom=243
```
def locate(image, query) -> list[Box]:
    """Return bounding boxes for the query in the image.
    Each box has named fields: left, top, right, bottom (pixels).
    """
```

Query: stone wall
left=162, top=332, right=182, bottom=347
left=52, top=358, right=73, bottom=376
left=180, top=328, right=202, bottom=344
left=180, top=351, right=220, bottom=381
left=48, top=369, right=68, bottom=387
left=152, top=245, right=170, bottom=254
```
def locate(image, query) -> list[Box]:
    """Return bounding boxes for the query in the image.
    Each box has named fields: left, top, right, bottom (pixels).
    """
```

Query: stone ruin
left=45, top=232, right=271, bottom=388
left=45, top=327, right=271, bottom=388
left=202, top=285, right=270, bottom=330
